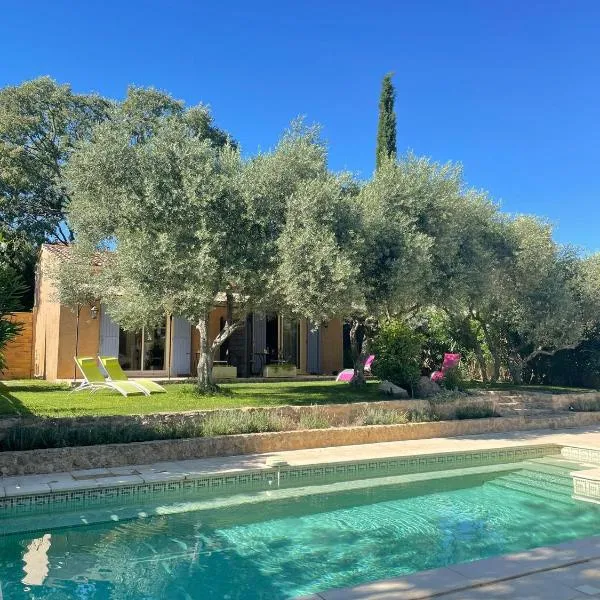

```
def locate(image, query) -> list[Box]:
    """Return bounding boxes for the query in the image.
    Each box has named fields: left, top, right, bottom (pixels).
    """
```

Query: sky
left=2, top=0, right=599, bottom=249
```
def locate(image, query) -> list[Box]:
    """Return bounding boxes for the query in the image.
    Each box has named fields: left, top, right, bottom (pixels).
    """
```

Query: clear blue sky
left=2, top=0, right=599, bottom=249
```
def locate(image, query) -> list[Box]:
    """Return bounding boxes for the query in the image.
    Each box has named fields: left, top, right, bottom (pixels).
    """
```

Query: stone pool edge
left=0, top=443, right=560, bottom=515
left=303, top=535, right=600, bottom=599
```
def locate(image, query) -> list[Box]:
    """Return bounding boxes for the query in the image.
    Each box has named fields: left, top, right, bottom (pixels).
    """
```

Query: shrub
left=200, top=410, right=291, bottom=437
left=298, top=411, right=331, bottom=429
left=355, top=408, right=439, bottom=426
left=371, top=320, right=424, bottom=392
left=355, top=408, right=409, bottom=426
left=454, top=402, right=497, bottom=420
left=0, top=265, right=26, bottom=370
left=441, top=366, right=464, bottom=391
left=568, top=399, right=600, bottom=412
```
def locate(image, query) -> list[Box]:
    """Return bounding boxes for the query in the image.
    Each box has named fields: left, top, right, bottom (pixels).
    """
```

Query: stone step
left=527, top=457, right=585, bottom=471
left=486, top=479, right=573, bottom=506
left=501, top=472, right=572, bottom=493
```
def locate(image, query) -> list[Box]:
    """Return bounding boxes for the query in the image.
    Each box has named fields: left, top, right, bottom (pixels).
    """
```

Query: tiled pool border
left=0, top=444, right=561, bottom=514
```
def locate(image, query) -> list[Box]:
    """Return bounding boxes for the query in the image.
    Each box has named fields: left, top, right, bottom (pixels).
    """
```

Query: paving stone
left=71, top=468, right=112, bottom=480
left=575, top=584, right=600, bottom=595
left=4, top=482, right=51, bottom=497
left=49, top=479, right=101, bottom=492
left=319, top=567, right=468, bottom=599
left=91, top=474, right=144, bottom=487
left=139, top=471, right=187, bottom=483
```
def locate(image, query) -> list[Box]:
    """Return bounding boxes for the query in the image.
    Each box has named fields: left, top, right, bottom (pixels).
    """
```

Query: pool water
left=1, top=457, right=600, bottom=599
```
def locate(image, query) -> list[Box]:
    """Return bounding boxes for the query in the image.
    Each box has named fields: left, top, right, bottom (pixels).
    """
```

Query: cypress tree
left=376, top=73, right=397, bottom=169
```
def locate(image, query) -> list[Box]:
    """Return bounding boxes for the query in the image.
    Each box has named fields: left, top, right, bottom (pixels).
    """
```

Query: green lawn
left=0, top=379, right=382, bottom=418
left=464, top=381, right=594, bottom=394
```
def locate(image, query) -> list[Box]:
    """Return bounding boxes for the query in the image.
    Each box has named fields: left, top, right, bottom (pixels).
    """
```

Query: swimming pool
left=1, top=452, right=599, bottom=599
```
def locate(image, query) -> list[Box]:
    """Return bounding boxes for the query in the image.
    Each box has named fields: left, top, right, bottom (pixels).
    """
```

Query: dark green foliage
left=0, top=77, right=110, bottom=247
left=371, top=320, right=424, bottom=391
left=527, top=325, right=600, bottom=389
left=0, top=264, right=26, bottom=370
left=414, top=309, right=457, bottom=374
left=375, top=73, right=397, bottom=169
left=441, top=366, right=464, bottom=391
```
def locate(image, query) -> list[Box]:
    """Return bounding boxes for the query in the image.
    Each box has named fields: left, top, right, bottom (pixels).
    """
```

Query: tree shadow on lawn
left=0, top=382, right=36, bottom=417
left=222, top=381, right=381, bottom=407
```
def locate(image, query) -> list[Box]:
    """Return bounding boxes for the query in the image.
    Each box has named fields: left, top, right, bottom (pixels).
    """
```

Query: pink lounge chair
left=336, top=355, right=375, bottom=382
left=431, top=352, right=461, bottom=382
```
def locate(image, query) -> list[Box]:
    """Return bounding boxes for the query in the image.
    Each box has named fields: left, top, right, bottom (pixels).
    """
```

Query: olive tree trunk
left=195, top=294, right=242, bottom=393
left=196, top=314, right=218, bottom=392
left=349, top=318, right=370, bottom=385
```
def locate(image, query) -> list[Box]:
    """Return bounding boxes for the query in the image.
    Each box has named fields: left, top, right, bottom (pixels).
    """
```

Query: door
left=99, top=306, right=119, bottom=358
left=171, top=317, right=192, bottom=376
left=251, top=312, right=267, bottom=375
left=307, top=322, right=321, bottom=374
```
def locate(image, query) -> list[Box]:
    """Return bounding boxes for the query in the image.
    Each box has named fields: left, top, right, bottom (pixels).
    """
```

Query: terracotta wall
left=34, top=247, right=101, bottom=380
left=320, top=318, right=344, bottom=374
left=34, top=247, right=61, bottom=379
left=56, top=305, right=100, bottom=379
left=1, top=312, right=34, bottom=379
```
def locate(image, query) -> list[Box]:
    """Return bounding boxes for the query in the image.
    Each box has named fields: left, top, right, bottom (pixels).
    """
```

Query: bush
left=0, top=265, right=26, bottom=370
left=441, top=366, right=463, bottom=391
left=355, top=408, right=409, bottom=426
left=354, top=408, right=439, bottom=426
left=298, top=411, right=331, bottom=429
left=371, top=320, right=424, bottom=392
left=201, top=410, right=291, bottom=436
left=454, top=402, right=497, bottom=420
left=568, top=399, right=600, bottom=412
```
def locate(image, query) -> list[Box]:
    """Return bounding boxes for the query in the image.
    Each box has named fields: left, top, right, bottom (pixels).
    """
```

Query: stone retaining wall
left=3, top=411, right=600, bottom=476
left=0, top=397, right=487, bottom=441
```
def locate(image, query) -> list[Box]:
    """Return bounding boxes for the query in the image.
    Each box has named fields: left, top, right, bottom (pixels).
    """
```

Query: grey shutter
left=307, top=322, right=321, bottom=374
left=251, top=312, right=266, bottom=375
left=171, top=317, right=192, bottom=376
left=99, top=306, right=120, bottom=357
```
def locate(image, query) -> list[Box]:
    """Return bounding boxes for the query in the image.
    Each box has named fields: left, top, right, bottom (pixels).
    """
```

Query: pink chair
left=336, top=355, right=375, bottom=382
left=431, top=353, right=461, bottom=382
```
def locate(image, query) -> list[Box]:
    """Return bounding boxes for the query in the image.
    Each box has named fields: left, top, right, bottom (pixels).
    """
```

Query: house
left=33, top=244, right=344, bottom=381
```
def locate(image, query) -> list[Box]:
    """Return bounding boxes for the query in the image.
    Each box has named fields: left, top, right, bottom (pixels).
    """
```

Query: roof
left=42, top=243, right=106, bottom=266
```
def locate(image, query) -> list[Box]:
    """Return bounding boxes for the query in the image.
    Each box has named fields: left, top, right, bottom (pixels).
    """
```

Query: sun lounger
left=72, top=357, right=146, bottom=396
left=99, top=356, right=167, bottom=394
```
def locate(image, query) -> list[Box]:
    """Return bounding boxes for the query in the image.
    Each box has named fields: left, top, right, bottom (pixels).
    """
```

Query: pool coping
left=302, top=535, right=600, bottom=599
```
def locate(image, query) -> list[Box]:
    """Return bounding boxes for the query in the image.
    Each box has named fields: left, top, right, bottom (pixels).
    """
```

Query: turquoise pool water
left=1, top=457, right=600, bottom=599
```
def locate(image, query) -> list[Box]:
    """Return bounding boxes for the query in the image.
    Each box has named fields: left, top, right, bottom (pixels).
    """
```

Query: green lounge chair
left=99, top=356, right=167, bottom=395
left=73, top=357, right=146, bottom=397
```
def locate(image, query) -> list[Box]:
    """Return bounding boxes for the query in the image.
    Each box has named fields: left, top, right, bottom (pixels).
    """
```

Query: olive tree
left=65, top=99, right=355, bottom=390
left=64, top=88, right=247, bottom=390
left=346, top=155, right=464, bottom=383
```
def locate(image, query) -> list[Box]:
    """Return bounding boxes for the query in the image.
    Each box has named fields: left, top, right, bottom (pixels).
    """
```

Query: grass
left=464, top=381, right=594, bottom=394
left=0, top=379, right=382, bottom=418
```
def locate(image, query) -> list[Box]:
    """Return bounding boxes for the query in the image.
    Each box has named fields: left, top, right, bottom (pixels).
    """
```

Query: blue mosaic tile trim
left=0, top=444, right=560, bottom=516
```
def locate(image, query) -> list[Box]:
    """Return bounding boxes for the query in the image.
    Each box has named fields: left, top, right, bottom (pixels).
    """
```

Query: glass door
left=143, top=324, right=166, bottom=371
left=281, top=317, right=299, bottom=367
left=118, top=318, right=167, bottom=372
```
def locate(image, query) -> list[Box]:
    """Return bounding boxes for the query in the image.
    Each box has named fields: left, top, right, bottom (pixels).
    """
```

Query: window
left=118, top=319, right=167, bottom=371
